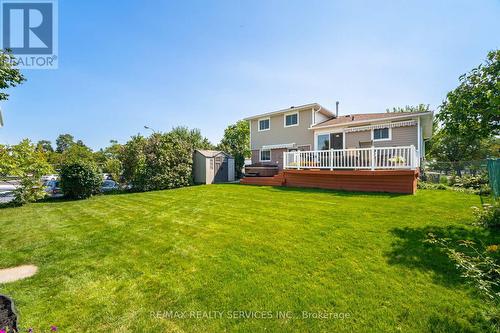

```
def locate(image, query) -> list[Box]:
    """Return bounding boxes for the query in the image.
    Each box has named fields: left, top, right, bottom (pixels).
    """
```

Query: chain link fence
left=420, top=159, right=499, bottom=198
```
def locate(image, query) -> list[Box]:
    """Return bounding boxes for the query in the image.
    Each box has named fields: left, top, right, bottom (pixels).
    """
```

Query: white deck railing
left=283, top=145, right=419, bottom=170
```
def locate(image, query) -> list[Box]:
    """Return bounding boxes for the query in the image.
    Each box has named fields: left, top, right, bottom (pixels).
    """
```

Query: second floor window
left=258, top=118, right=270, bottom=131
left=285, top=112, right=298, bottom=127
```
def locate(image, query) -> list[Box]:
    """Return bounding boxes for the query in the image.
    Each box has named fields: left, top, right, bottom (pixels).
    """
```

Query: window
left=258, top=118, right=270, bottom=131
left=284, top=112, right=298, bottom=127
left=317, top=134, right=330, bottom=150
left=260, top=149, right=271, bottom=161
left=373, top=127, right=390, bottom=141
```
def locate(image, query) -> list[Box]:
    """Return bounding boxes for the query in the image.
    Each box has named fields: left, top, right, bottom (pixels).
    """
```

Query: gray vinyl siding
left=345, top=130, right=371, bottom=148
left=344, top=125, right=418, bottom=148
left=193, top=151, right=207, bottom=183
left=375, top=126, right=418, bottom=148
left=251, top=148, right=287, bottom=169
left=250, top=109, right=314, bottom=150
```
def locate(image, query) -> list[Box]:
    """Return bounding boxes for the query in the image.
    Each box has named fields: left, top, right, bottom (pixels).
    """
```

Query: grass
left=0, top=185, right=498, bottom=332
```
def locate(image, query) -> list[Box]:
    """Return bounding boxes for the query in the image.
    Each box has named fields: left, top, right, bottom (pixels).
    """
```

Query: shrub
left=120, top=131, right=194, bottom=192
left=0, top=140, right=53, bottom=205
left=473, top=202, right=500, bottom=229
left=451, top=174, right=489, bottom=190
left=417, top=181, right=447, bottom=190
left=60, top=162, right=102, bottom=199
left=439, top=175, right=449, bottom=185
left=426, top=234, right=500, bottom=301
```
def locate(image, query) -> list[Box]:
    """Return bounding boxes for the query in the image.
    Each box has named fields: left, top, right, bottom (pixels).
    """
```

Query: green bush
left=120, top=131, right=194, bottom=192
left=417, top=181, right=447, bottom=190
left=439, top=175, right=448, bottom=185
left=426, top=234, right=500, bottom=301
left=0, top=139, right=53, bottom=205
left=473, top=202, right=500, bottom=229
left=60, top=162, right=102, bottom=199
left=453, top=174, right=489, bottom=190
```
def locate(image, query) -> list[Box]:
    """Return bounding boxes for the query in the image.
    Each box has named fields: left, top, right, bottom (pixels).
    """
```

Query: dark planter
left=0, top=295, right=17, bottom=332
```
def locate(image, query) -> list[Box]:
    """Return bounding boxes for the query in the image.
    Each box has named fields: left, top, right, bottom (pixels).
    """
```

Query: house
left=241, top=103, right=433, bottom=194
left=193, top=150, right=235, bottom=184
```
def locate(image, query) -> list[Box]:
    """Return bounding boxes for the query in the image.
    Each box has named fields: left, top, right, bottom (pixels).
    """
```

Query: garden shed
left=193, top=150, right=235, bottom=184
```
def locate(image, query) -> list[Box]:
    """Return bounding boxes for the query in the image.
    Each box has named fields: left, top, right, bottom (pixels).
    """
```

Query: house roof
left=311, top=111, right=434, bottom=139
left=244, top=103, right=334, bottom=121
left=195, top=150, right=233, bottom=159
left=311, top=112, right=432, bottom=128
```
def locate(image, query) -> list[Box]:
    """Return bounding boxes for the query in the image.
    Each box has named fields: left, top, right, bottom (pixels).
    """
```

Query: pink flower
left=50, top=326, right=57, bottom=331
left=0, top=329, right=6, bottom=333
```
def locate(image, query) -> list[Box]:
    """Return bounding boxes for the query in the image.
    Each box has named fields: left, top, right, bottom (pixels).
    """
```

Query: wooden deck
left=240, top=169, right=419, bottom=194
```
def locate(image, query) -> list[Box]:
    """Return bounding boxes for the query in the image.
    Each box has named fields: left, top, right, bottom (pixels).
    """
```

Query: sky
left=0, top=0, right=499, bottom=150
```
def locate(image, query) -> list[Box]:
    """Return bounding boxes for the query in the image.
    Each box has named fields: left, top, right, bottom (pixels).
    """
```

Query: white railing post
left=283, top=151, right=287, bottom=169
left=296, top=151, right=300, bottom=170
left=370, top=146, right=375, bottom=171
left=329, top=149, right=334, bottom=170
left=410, top=145, right=416, bottom=170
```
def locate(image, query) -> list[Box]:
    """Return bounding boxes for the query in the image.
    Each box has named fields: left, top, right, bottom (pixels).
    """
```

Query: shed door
left=214, top=156, right=228, bottom=183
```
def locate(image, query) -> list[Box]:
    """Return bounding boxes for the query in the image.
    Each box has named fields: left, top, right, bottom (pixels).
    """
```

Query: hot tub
left=244, top=163, right=279, bottom=177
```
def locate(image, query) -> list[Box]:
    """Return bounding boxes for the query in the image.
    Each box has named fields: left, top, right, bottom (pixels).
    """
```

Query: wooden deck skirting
left=240, top=169, right=419, bottom=194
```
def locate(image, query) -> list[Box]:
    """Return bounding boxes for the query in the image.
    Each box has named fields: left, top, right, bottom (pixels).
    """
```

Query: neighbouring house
left=241, top=103, right=433, bottom=194
left=193, top=150, right=235, bottom=184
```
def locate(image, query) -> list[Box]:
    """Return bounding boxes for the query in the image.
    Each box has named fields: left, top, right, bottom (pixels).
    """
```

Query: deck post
left=370, top=146, right=375, bottom=171
left=283, top=151, right=286, bottom=169
left=410, top=145, right=416, bottom=170
left=330, top=149, right=334, bottom=171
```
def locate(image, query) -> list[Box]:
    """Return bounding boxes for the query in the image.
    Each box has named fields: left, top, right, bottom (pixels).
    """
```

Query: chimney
left=335, top=101, right=339, bottom=118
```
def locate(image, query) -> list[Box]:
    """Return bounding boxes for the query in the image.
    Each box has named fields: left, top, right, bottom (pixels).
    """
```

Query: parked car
left=101, top=180, right=120, bottom=192
left=41, top=174, right=58, bottom=182
left=44, top=180, right=63, bottom=197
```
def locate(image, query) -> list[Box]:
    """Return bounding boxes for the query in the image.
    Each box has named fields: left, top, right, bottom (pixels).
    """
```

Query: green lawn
left=0, top=185, right=498, bottom=332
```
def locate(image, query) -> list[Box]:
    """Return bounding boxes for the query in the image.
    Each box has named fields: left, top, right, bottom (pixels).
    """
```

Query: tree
left=36, top=140, right=54, bottom=153
left=428, top=50, right=500, bottom=173
left=55, top=134, right=75, bottom=153
left=94, top=140, right=123, bottom=181
left=218, top=120, right=250, bottom=177
left=437, top=50, right=499, bottom=139
left=120, top=130, right=196, bottom=191
left=0, top=49, right=25, bottom=101
left=168, top=126, right=214, bottom=151
left=0, top=139, right=53, bottom=204
left=386, top=104, right=430, bottom=113
left=120, top=135, right=147, bottom=189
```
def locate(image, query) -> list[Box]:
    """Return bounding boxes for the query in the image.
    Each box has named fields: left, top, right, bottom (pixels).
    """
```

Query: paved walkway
left=0, top=265, right=38, bottom=283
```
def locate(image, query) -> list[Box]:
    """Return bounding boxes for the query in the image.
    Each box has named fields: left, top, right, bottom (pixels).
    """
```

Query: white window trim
left=371, top=127, right=392, bottom=141
left=283, top=111, right=299, bottom=128
left=259, top=149, right=271, bottom=162
left=314, top=131, right=345, bottom=150
left=258, top=117, right=271, bottom=132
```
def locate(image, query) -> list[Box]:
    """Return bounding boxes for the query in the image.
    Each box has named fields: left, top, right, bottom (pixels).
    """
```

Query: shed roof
left=195, top=150, right=233, bottom=159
